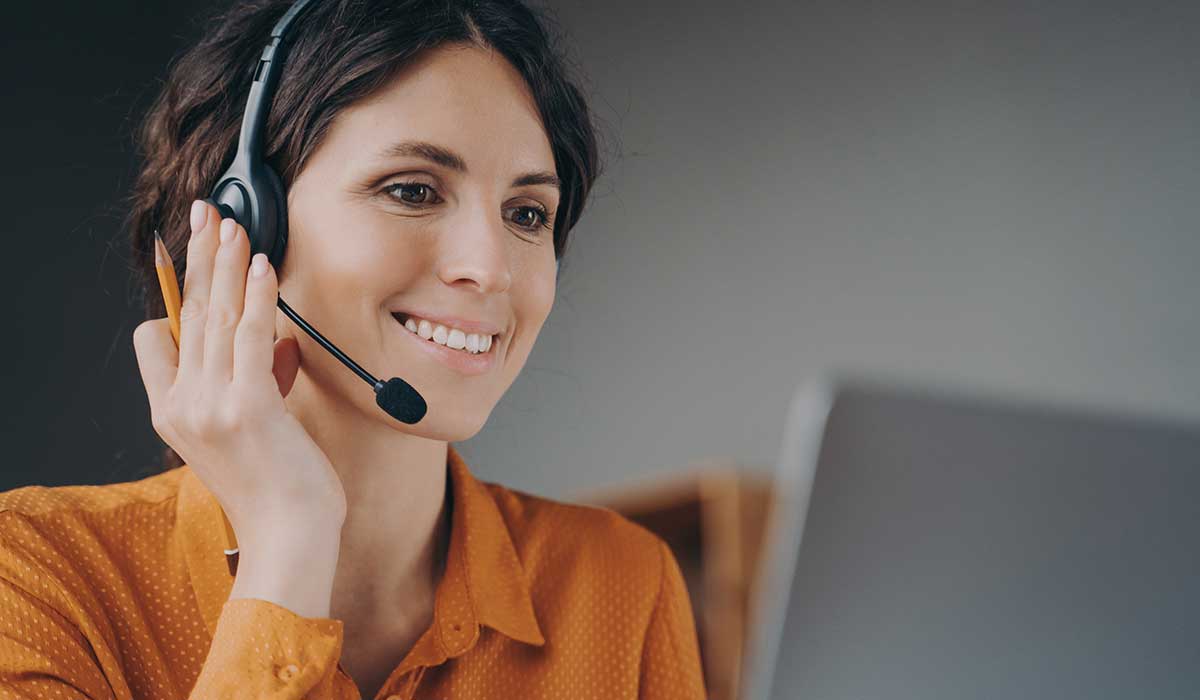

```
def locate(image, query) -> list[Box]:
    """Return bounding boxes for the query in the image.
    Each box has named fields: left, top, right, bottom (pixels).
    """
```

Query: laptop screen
left=744, top=379, right=1200, bottom=700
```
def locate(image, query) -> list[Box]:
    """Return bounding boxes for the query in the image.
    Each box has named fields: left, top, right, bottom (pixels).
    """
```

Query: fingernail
left=220, top=218, right=236, bottom=243
left=250, top=253, right=269, bottom=278
left=190, top=199, right=207, bottom=233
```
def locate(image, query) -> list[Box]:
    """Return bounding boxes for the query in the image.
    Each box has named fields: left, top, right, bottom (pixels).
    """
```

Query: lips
left=391, top=312, right=499, bottom=375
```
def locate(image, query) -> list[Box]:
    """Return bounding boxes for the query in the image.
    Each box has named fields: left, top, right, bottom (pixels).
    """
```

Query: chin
left=372, top=397, right=493, bottom=442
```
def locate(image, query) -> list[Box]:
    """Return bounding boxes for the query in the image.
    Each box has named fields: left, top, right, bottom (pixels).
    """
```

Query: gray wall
left=460, top=0, right=1200, bottom=496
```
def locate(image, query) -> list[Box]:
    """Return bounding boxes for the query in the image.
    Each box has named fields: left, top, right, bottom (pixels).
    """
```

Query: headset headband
left=237, top=0, right=318, bottom=162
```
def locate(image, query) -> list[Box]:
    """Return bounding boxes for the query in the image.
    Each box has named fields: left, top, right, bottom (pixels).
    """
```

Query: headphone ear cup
left=257, top=163, right=289, bottom=270
left=206, top=161, right=287, bottom=269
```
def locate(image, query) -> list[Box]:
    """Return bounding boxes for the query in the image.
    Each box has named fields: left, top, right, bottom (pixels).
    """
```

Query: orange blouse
left=0, top=445, right=706, bottom=699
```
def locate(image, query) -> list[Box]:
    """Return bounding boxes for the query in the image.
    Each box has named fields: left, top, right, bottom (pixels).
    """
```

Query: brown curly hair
left=121, top=0, right=606, bottom=471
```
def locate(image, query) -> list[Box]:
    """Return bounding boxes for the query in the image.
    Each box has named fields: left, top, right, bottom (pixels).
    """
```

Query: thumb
left=271, top=336, right=301, bottom=398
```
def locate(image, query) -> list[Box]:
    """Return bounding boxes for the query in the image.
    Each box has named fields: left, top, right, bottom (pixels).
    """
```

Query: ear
left=271, top=336, right=302, bottom=398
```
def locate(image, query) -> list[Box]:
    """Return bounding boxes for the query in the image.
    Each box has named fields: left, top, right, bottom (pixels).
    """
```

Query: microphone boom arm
left=276, top=294, right=379, bottom=388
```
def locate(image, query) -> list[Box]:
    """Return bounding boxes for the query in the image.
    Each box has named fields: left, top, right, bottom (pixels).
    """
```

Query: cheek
left=300, top=217, right=421, bottom=296
left=513, top=267, right=558, bottom=344
left=301, top=245, right=378, bottom=305
left=530, top=263, right=558, bottom=318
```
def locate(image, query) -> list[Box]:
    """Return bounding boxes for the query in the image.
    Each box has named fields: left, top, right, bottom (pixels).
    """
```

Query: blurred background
left=2, top=1, right=1197, bottom=697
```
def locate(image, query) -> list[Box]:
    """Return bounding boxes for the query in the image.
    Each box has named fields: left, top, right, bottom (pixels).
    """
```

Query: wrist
left=228, top=514, right=343, bottom=619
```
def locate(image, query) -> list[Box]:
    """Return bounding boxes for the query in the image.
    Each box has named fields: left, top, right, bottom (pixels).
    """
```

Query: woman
left=0, top=1, right=706, bottom=698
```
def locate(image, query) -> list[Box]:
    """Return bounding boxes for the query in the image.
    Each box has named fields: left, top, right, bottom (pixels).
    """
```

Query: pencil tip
left=153, top=232, right=167, bottom=267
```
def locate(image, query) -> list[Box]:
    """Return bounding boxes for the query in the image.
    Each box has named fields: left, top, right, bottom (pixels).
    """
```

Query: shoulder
left=481, top=480, right=673, bottom=617
left=0, top=467, right=187, bottom=578
left=483, top=479, right=667, bottom=573
left=0, top=469, right=191, bottom=683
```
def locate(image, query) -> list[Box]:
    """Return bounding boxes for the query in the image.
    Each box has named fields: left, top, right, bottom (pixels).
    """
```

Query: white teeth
left=399, top=314, right=493, bottom=354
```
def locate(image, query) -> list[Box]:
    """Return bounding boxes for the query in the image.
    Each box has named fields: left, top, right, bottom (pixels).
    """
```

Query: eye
left=382, top=181, right=440, bottom=205
left=508, top=203, right=555, bottom=235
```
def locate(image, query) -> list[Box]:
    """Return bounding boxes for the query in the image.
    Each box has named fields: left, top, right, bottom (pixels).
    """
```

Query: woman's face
left=279, top=43, right=559, bottom=440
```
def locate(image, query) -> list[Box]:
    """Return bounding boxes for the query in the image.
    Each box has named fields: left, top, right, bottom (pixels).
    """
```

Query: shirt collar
left=175, top=444, right=545, bottom=656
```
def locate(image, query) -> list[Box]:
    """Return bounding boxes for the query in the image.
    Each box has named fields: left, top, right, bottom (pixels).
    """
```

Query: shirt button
left=277, top=663, right=300, bottom=681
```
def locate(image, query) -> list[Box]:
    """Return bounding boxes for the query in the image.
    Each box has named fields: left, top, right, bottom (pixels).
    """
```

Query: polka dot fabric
left=0, top=445, right=707, bottom=699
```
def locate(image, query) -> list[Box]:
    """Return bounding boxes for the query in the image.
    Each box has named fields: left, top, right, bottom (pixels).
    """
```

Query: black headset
left=202, top=0, right=429, bottom=424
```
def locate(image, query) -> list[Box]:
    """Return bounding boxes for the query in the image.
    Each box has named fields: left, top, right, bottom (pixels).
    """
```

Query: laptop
left=740, top=374, right=1200, bottom=700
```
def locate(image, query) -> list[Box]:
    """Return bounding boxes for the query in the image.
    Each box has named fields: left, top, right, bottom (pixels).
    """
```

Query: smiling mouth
left=392, top=313, right=498, bottom=355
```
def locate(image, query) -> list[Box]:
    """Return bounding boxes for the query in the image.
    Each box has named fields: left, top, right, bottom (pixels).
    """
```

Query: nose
left=435, top=198, right=513, bottom=294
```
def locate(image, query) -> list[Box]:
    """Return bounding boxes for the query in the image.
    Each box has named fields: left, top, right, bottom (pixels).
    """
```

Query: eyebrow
left=375, top=139, right=560, bottom=191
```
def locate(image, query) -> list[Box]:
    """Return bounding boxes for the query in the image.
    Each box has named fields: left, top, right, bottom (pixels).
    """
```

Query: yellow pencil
left=154, top=230, right=241, bottom=577
left=153, top=231, right=183, bottom=346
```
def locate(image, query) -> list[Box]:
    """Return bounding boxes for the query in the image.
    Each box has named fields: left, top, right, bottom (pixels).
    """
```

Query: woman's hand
left=133, top=199, right=345, bottom=617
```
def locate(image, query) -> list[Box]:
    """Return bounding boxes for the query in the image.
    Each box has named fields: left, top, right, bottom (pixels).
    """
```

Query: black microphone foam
left=375, top=377, right=428, bottom=424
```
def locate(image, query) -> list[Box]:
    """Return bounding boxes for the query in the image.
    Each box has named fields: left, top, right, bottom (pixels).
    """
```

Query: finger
left=178, top=200, right=218, bottom=376
left=132, top=317, right=180, bottom=417
left=204, top=218, right=251, bottom=384
left=233, top=252, right=279, bottom=388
